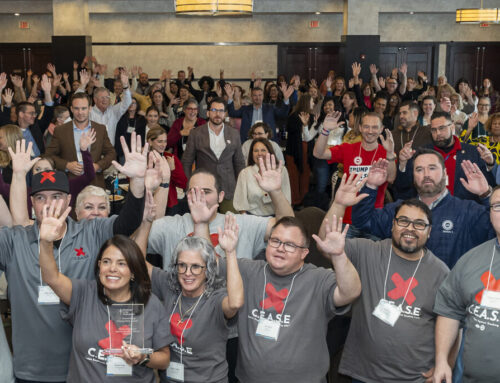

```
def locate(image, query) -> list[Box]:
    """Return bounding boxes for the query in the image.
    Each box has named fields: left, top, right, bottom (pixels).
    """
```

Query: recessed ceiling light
left=315, top=12, right=321, bottom=15
left=409, top=11, right=414, bottom=15
left=14, top=13, right=20, bottom=16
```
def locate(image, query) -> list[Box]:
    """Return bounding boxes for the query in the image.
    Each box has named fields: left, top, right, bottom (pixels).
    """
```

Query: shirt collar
left=421, top=188, right=449, bottom=210
left=73, top=121, right=91, bottom=131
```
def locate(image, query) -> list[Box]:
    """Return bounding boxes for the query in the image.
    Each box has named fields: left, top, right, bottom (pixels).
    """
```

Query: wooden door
left=379, top=45, right=436, bottom=82
left=0, top=44, right=52, bottom=76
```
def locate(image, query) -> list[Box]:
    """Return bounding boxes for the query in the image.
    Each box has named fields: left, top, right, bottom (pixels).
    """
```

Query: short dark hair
left=430, top=111, right=452, bottom=123
left=94, top=235, right=152, bottom=305
left=361, top=111, right=382, bottom=125
left=270, top=216, right=310, bottom=248
left=249, top=122, right=273, bottom=139
left=400, top=100, right=420, bottom=112
left=414, top=147, right=445, bottom=170
left=251, top=87, right=263, bottom=93
left=422, top=95, right=437, bottom=105
left=248, top=138, right=276, bottom=166
left=208, top=97, right=227, bottom=111
left=394, top=199, right=432, bottom=226
left=70, top=92, right=91, bottom=107
left=146, top=105, right=160, bottom=115
left=16, top=101, right=35, bottom=117
left=190, top=168, right=222, bottom=194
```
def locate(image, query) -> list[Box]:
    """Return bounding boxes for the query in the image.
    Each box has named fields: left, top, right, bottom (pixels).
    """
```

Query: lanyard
left=400, top=125, right=420, bottom=149
left=169, top=292, right=204, bottom=365
left=356, top=144, right=379, bottom=166
left=106, top=304, right=135, bottom=351
left=261, top=263, right=303, bottom=322
left=485, top=245, right=497, bottom=293
left=37, top=227, right=66, bottom=287
left=382, top=246, right=424, bottom=309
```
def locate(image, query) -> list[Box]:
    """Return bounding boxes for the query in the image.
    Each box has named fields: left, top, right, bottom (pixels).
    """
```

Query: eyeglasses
left=23, top=111, right=36, bottom=116
left=175, top=262, right=206, bottom=275
left=210, top=108, right=225, bottom=114
left=185, top=107, right=198, bottom=112
left=394, top=217, right=430, bottom=231
left=430, top=123, right=453, bottom=134
left=478, top=104, right=491, bottom=107
left=490, top=203, right=500, bottom=212
left=268, top=237, right=306, bottom=253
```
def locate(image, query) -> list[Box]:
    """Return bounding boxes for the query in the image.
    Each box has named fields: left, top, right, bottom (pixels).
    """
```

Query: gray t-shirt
left=152, top=267, right=229, bottom=383
left=434, top=238, right=500, bottom=382
left=148, top=213, right=269, bottom=267
left=61, top=279, right=173, bottom=383
left=232, top=259, right=348, bottom=383
left=340, top=238, right=449, bottom=383
left=0, top=217, right=116, bottom=381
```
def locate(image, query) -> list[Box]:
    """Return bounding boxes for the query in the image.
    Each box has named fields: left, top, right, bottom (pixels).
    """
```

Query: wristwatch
left=159, top=182, right=170, bottom=188
left=138, top=355, right=151, bottom=366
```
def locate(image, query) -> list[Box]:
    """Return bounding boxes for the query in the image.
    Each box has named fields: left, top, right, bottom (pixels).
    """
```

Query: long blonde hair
left=0, top=124, right=23, bottom=167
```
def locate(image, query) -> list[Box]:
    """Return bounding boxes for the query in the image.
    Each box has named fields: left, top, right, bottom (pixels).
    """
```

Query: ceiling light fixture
left=176, top=0, right=253, bottom=16
left=456, top=0, right=499, bottom=23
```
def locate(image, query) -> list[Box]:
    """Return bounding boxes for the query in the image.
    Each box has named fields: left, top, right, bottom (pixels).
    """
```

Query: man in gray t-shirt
left=433, top=188, right=500, bottom=383
left=148, top=155, right=294, bottom=266
left=0, top=140, right=148, bottom=382
left=325, top=174, right=450, bottom=382
left=214, top=216, right=360, bottom=383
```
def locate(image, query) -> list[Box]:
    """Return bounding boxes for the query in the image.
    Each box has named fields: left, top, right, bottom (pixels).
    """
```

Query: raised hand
left=79, top=69, right=90, bottom=88
left=224, top=83, right=234, bottom=99
left=40, top=199, right=71, bottom=243
left=112, top=132, right=148, bottom=179
left=459, top=160, right=489, bottom=196
left=399, top=63, right=408, bottom=76
left=280, top=83, right=294, bottom=100
left=73, top=61, right=79, bottom=70
left=440, top=97, right=451, bottom=113
left=62, top=72, right=69, bottom=82
left=79, top=128, right=96, bottom=152
left=218, top=213, right=239, bottom=254
left=352, top=62, right=361, bottom=77
left=47, top=63, right=57, bottom=76
left=8, top=140, right=40, bottom=175
left=380, top=129, right=395, bottom=155
left=144, top=151, right=163, bottom=191
left=299, top=111, right=310, bottom=126
left=187, top=187, right=218, bottom=224
left=348, top=78, right=355, bottom=88
left=255, top=153, right=283, bottom=193
left=399, top=140, right=416, bottom=165
left=142, top=189, right=157, bottom=223
left=0, top=73, right=7, bottom=91
left=378, top=76, right=386, bottom=89
left=391, top=68, right=398, bottom=79
left=120, top=68, right=129, bottom=87
left=323, top=111, right=344, bottom=131
left=312, top=215, right=349, bottom=257
left=10, top=74, right=24, bottom=89
left=131, top=66, right=139, bottom=77
left=2, top=88, right=14, bottom=107
left=366, top=158, right=389, bottom=189
left=417, top=70, right=427, bottom=82
left=40, top=74, right=52, bottom=94
left=334, top=173, right=368, bottom=207
left=477, top=144, right=495, bottom=166
left=325, top=76, right=333, bottom=89
left=369, top=64, right=378, bottom=75
left=52, top=74, right=62, bottom=88
left=310, top=79, right=318, bottom=88
left=467, top=112, right=479, bottom=129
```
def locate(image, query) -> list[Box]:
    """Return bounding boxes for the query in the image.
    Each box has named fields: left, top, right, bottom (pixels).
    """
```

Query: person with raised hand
left=134, top=191, right=244, bottom=383
left=38, top=198, right=172, bottom=382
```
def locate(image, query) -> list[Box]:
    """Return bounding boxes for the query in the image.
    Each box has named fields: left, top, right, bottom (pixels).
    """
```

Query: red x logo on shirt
left=40, top=171, right=56, bottom=183
left=74, top=248, right=85, bottom=256
left=475, top=271, right=500, bottom=304
left=260, top=283, right=289, bottom=314
left=170, top=313, right=193, bottom=344
left=387, top=273, right=418, bottom=306
left=98, top=320, right=131, bottom=351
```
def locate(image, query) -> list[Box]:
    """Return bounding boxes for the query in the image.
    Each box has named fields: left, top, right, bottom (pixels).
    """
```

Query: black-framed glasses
left=490, top=203, right=500, bottom=212
left=430, top=123, right=453, bottom=134
left=268, top=237, right=306, bottom=253
left=175, top=262, right=206, bottom=275
left=394, top=217, right=430, bottom=231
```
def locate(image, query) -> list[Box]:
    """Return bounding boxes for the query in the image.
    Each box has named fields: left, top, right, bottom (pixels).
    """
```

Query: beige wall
left=0, top=14, right=52, bottom=42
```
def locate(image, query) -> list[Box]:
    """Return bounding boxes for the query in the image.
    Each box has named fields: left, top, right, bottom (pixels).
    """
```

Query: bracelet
left=123, top=86, right=129, bottom=89
left=386, top=156, right=397, bottom=161
left=321, top=128, right=330, bottom=136
left=479, top=186, right=492, bottom=199
left=159, top=182, right=170, bottom=188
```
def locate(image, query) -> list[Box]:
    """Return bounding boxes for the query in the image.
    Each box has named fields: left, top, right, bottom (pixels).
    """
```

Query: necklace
left=178, top=293, right=202, bottom=323
left=354, top=143, right=379, bottom=165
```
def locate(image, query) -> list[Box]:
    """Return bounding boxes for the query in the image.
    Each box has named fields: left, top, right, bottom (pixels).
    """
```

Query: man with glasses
left=322, top=173, right=451, bottom=383
left=313, top=111, right=396, bottom=238
left=394, top=111, right=495, bottom=202
left=211, top=216, right=360, bottom=382
left=352, top=151, right=495, bottom=268
left=182, top=97, right=245, bottom=212
left=433, top=186, right=500, bottom=383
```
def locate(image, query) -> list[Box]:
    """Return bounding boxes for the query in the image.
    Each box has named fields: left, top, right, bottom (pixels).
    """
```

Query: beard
left=392, top=234, right=424, bottom=254
left=433, top=134, right=454, bottom=148
left=415, top=176, right=447, bottom=198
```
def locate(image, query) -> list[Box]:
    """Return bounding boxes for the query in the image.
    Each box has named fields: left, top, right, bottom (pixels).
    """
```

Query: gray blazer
left=181, top=123, right=245, bottom=199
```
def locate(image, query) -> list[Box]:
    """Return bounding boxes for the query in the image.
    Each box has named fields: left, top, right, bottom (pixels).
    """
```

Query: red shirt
left=328, top=142, right=388, bottom=224
left=163, top=152, right=188, bottom=208
left=434, top=136, right=461, bottom=195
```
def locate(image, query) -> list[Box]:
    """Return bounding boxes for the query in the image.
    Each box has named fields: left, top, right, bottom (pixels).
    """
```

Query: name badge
left=481, top=290, right=500, bottom=310
left=38, top=285, right=60, bottom=305
left=202, top=104, right=207, bottom=110
left=167, top=361, right=185, bottom=382
left=255, top=317, right=280, bottom=340
left=127, top=126, right=135, bottom=133
left=106, top=355, right=132, bottom=376
left=372, top=299, right=401, bottom=327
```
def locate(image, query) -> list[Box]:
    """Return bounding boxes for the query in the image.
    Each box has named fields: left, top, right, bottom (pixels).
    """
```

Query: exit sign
left=310, top=20, right=320, bottom=28
left=19, top=21, right=29, bottom=29
left=480, top=23, right=489, bottom=27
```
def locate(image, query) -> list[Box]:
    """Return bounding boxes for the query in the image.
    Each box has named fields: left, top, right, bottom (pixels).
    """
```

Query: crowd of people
left=0, top=55, right=500, bottom=383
